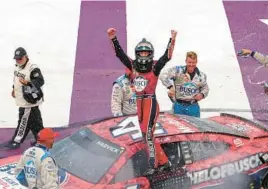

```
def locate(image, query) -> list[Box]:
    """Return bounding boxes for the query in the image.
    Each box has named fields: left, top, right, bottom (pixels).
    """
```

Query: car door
left=160, top=134, right=231, bottom=187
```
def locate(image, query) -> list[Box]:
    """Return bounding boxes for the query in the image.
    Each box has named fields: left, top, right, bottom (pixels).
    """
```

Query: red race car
left=0, top=112, right=267, bottom=189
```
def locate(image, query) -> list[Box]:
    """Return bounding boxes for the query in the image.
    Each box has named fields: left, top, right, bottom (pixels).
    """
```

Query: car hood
left=0, top=159, right=96, bottom=189
left=0, top=164, right=27, bottom=189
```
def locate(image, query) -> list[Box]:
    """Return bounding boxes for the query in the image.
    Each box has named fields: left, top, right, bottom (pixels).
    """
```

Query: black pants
left=11, top=106, right=44, bottom=144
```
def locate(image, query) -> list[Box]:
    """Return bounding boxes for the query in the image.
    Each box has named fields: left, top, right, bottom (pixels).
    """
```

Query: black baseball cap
left=14, top=47, right=27, bottom=60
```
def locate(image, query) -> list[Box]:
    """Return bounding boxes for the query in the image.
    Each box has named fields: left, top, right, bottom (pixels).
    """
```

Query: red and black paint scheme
left=0, top=112, right=267, bottom=189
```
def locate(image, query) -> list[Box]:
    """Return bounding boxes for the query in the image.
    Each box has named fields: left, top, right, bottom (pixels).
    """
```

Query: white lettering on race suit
left=147, top=127, right=155, bottom=158
left=187, top=153, right=264, bottom=185
left=18, top=117, right=27, bottom=137
left=111, top=116, right=166, bottom=140
left=148, top=140, right=155, bottom=158
left=96, top=141, right=120, bottom=154
left=133, top=76, right=148, bottom=92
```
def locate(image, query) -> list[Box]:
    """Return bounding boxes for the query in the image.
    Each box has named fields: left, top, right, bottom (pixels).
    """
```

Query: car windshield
left=50, top=127, right=124, bottom=184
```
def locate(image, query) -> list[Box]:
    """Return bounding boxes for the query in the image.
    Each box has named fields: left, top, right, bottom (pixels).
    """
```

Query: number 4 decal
left=111, top=116, right=167, bottom=141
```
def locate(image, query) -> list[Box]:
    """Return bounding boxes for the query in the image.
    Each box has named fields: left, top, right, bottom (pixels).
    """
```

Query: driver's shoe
left=158, top=161, right=172, bottom=172
left=143, top=167, right=156, bottom=176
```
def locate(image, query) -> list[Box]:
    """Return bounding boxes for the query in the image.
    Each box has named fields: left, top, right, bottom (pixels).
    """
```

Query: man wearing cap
left=6, top=47, right=45, bottom=149
left=14, top=128, right=60, bottom=189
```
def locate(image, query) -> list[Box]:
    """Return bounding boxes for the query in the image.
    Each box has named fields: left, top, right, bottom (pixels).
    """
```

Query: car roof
left=210, top=113, right=268, bottom=139
left=171, top=114, right=249, bottom=137
left=86, top=112, right=261, bottom=146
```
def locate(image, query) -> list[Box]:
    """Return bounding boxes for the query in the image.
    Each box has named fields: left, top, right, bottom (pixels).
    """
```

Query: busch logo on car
left=187, top=153, right=264, bottom=185
left=133, top=76, right=148, bottom=92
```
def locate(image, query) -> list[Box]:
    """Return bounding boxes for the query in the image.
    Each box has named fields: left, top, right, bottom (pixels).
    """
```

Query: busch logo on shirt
left=178, top=82, right=197, bottom=96
left=133, top=76, right=148, bottom=92
left=129, top=97, right=136, bottom=105
left=14, top=71, right=26, bottom=79
left=24, top=160, right=37, bottom=182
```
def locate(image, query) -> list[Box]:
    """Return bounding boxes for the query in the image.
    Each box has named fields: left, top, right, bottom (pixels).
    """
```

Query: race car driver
left=107, top=27, right=177, bottom=174
left=111, top=68, right=137, bottom=117
left=14, top=128, right=60, bottom=189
